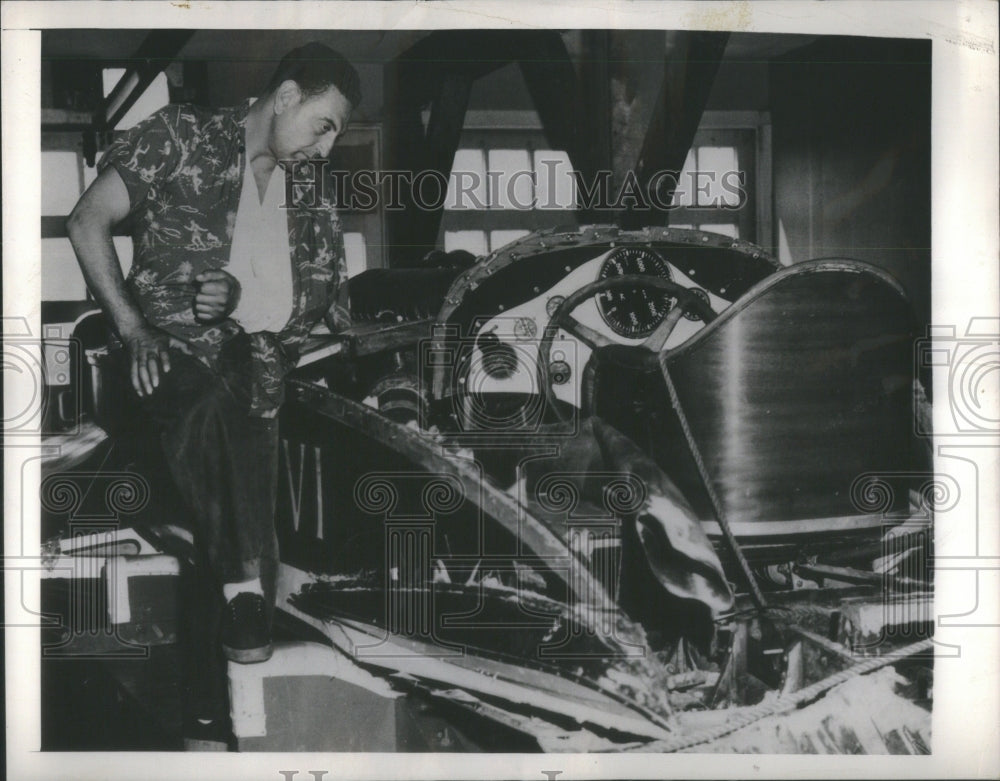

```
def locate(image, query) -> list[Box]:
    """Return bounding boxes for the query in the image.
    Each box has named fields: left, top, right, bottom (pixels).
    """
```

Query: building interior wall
left=770, top=36, right=932, bottom=324
left=39, top=31, right=932, bottom=328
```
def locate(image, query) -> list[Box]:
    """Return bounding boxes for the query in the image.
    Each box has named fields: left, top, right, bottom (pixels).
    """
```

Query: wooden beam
left=97, top=30, right=194, bottom=131
left=578, top=31, right=613, bottom=223
left=608, top=31, right=668, bottom=199
left=383, top=64, right=474, bottom=266
left=384, top=31, right=520, bottom=266
left=394, top=70, right=476, bottom=259
left=620, top=31, right=730, bottom=229
left=517, top=32, right=595, bottom=201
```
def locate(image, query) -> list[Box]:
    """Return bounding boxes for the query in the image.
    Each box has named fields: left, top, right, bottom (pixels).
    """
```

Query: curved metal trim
left=284, top=379, right=615, bottom=610
left=700, top=513, right=894, bottom=539
left=659, top=258, right=911, bottom=364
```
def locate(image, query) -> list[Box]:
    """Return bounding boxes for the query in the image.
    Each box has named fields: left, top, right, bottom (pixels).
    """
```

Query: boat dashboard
left=426, top=226, right=780, bottom=432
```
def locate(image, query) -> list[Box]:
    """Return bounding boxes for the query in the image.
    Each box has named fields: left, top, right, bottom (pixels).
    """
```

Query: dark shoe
left=182, top=717, right=232, bottom=751
left=221, top=592, right=272, bottom=663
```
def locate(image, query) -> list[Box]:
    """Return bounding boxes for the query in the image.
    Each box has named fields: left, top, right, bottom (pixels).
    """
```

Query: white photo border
left=4, top=1, right=998, bottom=779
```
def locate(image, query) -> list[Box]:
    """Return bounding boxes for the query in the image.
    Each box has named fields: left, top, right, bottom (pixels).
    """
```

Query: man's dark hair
left=266, top=42, right=362, bottom=107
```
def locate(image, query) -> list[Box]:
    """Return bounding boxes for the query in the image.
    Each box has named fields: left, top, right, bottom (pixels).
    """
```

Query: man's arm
left=67, top=167, right=173, bottom=397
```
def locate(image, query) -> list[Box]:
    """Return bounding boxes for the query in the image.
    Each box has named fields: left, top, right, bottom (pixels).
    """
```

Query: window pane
left=446, top=149, right=487, bottom=210
left=344, top=232, right=367, bottom=278
left=489, top=229, right=530, bottom=252
left=102, top=69, right=170, bottom=130
left=533, top=150, right=575, bottom=209
left=41, top=238, right=132, bottom=302
left=82, top=162, right=98, bottom=191
left=42, top=151, right=83, bottom=215
left=113, top=236, right=133, bottom=276
left=696, top=146, right=740, bottom=207
left=445, top=230, right=488, bottom=257
left=487, top=149, right=533, bottom=209
left=42, top=239, right=88, bottom=300
left=672, top=150, right=696, bottom=207
left=703, top=223, right=739, bottom=239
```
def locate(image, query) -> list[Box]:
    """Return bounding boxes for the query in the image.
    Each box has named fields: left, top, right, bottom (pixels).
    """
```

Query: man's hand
left=194, top=269, right=241, bottom=324
left=123, top=323, right=177, bottom=397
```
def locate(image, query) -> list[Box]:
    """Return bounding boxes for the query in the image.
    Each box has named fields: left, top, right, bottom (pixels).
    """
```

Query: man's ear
left=273, top=80, right=302, bottom=115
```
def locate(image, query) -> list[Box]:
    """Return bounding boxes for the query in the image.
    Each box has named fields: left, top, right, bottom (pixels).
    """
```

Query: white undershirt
left=228, top=154, right=293, bottom=333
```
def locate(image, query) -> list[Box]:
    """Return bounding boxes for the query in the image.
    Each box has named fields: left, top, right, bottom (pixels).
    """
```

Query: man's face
left=271, top=81, right=353, bottom=161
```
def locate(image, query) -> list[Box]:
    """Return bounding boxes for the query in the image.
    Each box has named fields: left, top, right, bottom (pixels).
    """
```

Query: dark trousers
left=136, top=338, right=279, bottom=721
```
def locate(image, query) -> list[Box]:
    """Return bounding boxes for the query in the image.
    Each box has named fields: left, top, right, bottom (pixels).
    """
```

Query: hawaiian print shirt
left=100, top=100, right=350, bottom=415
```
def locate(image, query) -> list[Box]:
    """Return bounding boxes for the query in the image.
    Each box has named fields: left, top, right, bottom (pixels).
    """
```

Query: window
left=41, top=151, right=86, bottom=215
left=444, top=230, right=488, bottom=257
left=41, top=133, right=98, bottom=301
left=445, top=149, right=488, bottom=209
left=441, top=128, right=577, bottom=257
left=669, top=139, right=746, bottom=239
left=101, top=69, right=170, bottom=130
left=342, top=232, right=368, bottom=279
left=330, top=124, right=384, bottom=274
left=440, top=114, right=770, bottom=253
left=41, top=72, right=172, bottom=303
left=668, top=114, right=772, bottom=244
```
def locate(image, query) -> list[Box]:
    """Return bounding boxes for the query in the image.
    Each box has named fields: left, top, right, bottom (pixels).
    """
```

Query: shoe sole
left=223, top=642, right=273, bottom=664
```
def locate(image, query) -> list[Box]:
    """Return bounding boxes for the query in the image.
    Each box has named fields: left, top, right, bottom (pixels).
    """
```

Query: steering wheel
left=537, top=274, right=718, bottom=420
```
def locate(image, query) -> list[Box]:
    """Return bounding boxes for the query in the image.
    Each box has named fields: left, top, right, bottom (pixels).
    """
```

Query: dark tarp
left=480, top=416, right=734, bottom=617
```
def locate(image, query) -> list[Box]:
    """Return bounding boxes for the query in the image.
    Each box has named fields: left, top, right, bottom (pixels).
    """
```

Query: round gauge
left=596, top=247, right=674, bottom=338
left=683, top=288, right=711, bottom=321
left=545, top=295, right=566, bottom=318
left=549, top=360, right=571, bottom=385
left=513, top=317, right=538, bottom=340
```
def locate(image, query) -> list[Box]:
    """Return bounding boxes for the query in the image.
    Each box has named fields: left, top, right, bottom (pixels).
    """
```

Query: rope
left=649, top=636, right=933, bottom=752
left=789, top=626, right=857, bottom=662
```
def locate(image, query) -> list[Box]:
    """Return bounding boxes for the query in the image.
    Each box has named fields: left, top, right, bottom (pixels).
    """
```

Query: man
left=67, top=42, right=360, bottom=747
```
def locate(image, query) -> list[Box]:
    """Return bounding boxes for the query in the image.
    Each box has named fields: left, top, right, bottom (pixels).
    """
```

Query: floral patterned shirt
left=100, top=100, right=350, bottom=415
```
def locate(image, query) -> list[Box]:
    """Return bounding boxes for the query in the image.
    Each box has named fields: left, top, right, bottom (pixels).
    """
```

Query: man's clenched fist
left=194, top=269, right=241, bottom=323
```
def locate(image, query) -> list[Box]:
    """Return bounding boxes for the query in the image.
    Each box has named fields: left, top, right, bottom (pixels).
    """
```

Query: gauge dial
left=513, top=317, right=538, bottom=340
left=596, top=247, right=674, bottom=338
left=545, top=295, right=566, bottom=318
left=683, top=288, right=712, bottom=320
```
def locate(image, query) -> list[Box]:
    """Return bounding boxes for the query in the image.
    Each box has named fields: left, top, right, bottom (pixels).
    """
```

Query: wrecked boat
left=41, top=226, right=933, bottom=752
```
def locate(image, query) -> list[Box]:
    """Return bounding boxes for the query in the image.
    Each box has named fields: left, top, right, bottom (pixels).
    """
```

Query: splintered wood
left=681, top=667, right=930, bottom=754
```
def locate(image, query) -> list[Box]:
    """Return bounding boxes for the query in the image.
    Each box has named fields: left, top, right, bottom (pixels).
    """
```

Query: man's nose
left=317, top=134, right=337, bottom=158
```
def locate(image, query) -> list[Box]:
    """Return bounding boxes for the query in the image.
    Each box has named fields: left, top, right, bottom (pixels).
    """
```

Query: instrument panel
left=465, top=247, right=731, bottom=408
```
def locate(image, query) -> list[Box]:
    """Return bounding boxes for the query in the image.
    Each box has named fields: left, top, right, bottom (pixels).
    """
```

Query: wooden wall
left=770, top=37, right=932, bottom=325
